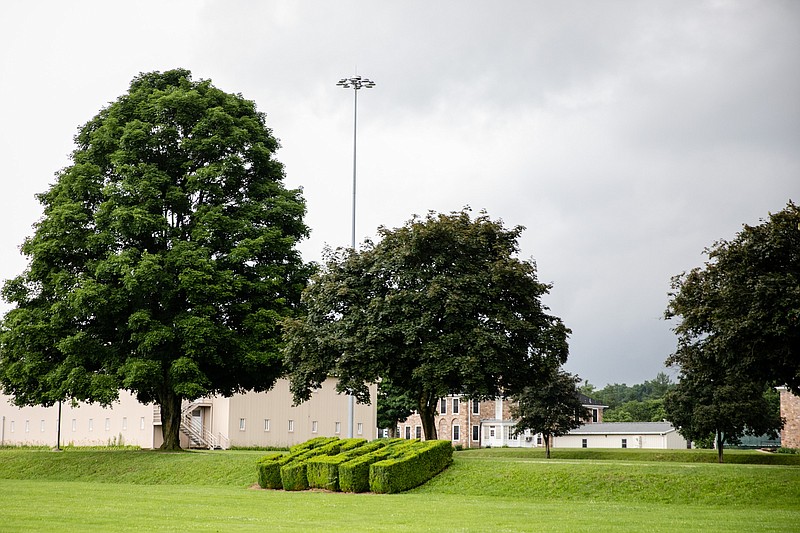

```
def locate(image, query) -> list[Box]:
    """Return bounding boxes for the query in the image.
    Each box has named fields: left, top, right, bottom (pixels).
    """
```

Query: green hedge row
left=306, top=438, right=399, bottom=491
left=257, top=437, right=343, bottom=489
left=257, top=438, right=453, bottom=493
left=369, top=439, right=453, bottom=493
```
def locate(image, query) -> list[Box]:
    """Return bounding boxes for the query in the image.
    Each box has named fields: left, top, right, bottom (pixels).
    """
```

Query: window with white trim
left=452, top=398, right=460, bottom=414
left=472, top=399, right=479, bottom=415
left=25, top=420, right=30, bottom=433
left=105, top=418, right=111, bottom=431
left=88, top=419, right=93, bottom=431
left=440, top=398, right=447, bottom=414
left=10, top=420, right=15, bottom=433
left=264, top=419, right=271, bottom=432
left=472, top=425, right=479, bottom=441
left=71, top=419, right=77, bottom=432
left=405, top=426, right=411, bottom=439
left=452, top=425, right=460, bottom=441
left=140, top=417, right=145, bottom=430
left=415, top=426, right=422, bottom=439
left=122, top=417, right=127, bottom=431
left=40, top=420, right=45, bottom=432
left=312, top=420, right=318, bottom=433
left=357, top=422, right=363, bottom=435
left=621, top=438, right=627, bottom=449
left=239, top=418, right=246, bottom=431
left=288, top=419, right=294, bottom=432
left=582, top=438, right=588, bottom=448
left=335, top=421, right=341, bottom=434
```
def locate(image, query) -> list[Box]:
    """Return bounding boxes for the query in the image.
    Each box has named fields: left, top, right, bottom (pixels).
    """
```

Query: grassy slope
left=0, top=447, right=798, bottom=532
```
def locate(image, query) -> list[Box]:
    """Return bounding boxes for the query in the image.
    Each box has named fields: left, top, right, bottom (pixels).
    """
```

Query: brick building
left=398, top=393, right=605, bottom=449
left=778, top=386, right=800, bottom=449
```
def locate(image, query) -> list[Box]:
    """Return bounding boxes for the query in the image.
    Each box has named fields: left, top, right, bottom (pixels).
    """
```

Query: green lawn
left=0, top=447, right=798, bottom=532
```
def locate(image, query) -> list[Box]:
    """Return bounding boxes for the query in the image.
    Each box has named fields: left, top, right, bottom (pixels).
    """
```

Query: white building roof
left=568, top=422, right=677, bottom=435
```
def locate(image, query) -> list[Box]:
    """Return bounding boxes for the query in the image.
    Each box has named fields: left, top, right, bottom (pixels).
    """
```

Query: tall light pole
left=337, top=74, right=375, bottom=438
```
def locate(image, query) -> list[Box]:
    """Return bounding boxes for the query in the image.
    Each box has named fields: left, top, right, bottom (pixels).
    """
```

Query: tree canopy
left=510, top=368, right=589, bottom=458
left=665, top=201, right=800, bottom=393
left=0, top=69, right=311, bottom=449
left=283, top=209, right=570, bottom=439
left=663, top=202, right=796, bottom=460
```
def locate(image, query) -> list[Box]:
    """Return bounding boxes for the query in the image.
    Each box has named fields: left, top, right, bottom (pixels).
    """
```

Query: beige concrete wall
left=226, top=378, right=377, bottom=448
left=0, top=391, right=155, bottom=448
left=553, top=431, right=687, bottom=449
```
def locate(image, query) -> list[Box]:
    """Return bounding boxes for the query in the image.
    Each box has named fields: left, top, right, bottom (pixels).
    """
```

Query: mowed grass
left=0, top=447, right=798, bottom=532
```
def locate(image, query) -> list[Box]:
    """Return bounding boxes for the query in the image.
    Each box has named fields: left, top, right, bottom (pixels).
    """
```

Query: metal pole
left=337, top=75, right=375, bottom=439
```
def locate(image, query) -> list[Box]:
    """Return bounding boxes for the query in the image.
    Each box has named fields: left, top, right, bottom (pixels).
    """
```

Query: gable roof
left=568, top=422, right=678, bottom=435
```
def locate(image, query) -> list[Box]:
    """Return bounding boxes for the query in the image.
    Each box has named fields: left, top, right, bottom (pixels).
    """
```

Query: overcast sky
left=1, top=1, right=797, bottom=388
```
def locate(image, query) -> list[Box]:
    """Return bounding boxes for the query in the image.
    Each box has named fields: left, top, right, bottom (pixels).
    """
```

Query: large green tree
left=283, top=209, right=570, bottom=439
left=664, top=363, right=782, bottom=463
left=663, top=202, right=796, bottom=461
left=510, top=369, right=589, bottom=458
left=0, top=69, right=310, bottom=449
left=665, top=201, right=800, bottom=393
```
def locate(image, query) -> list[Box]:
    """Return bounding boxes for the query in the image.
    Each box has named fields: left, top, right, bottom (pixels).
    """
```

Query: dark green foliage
left=581, top=373, right=675, bottom=422
left=666, top=202, right=800, bottom=393
left=0, top=69, right=311, bottom=450
left=284, top=209, right=569, bottom=440
left=288, top=436, right=338, bottom=455
left=510, top=369, right=589, bottom=458
left=278, top=439, right=347, bottom=490
left=664, top=203, right=797, bottom=462
left=376, top=379, right=417, bottom=437
left=369, top=440, right=453, bottom=494
left=257, top=437, right=339, bottom=488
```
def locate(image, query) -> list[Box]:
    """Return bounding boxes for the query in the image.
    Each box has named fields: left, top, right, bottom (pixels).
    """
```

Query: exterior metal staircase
left=153, top=401, right=229, bottom=449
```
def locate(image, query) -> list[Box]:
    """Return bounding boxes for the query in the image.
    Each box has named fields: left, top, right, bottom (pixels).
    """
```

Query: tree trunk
left=418, top=393, right=438, bottom=440
left=544, top=433, right=551, bottom=459
left=716, top=430, right=724, bottom=464
left=159, top=388, right=183, bottom=450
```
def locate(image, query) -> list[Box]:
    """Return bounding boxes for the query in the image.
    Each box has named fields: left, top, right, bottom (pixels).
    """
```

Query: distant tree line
left=579, top=372, right=675, bottom=423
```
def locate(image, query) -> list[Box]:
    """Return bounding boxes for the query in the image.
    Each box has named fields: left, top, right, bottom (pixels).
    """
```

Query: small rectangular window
left=264, top=419, right=271, bottom=432
left=472, top=425, right=479, bottom=441
left=140, top=417, right=145, bottom=430
left=25, top=420, right=30, bottom=433
left=357, top=422, right=363, bottom=435
left=472, top=399, right=480, bottom=415
left=335, top=421, right=341, bottom=434
left=40, top=420, right=45, bottom=432
left=415, top=426, right=422, bottom=439
left=288, top=420, right=294, bottom=432
left=239, top=418, right=246, bottom=431
left=105, top=418, right=111, bottom=431
left=312, top=420, right=318, bottom=433
left=621, top=438, right=627, bottom=449
left=71, top=419, right=77, bottom=432
left=440, top=398, right=447, bottom=415
left=405, top=426, right=411, bottom=439
left=122, top=417, right=127, bottom=431
left=537, top=435, right=543, bottom=445
left=10, top=420, right=15, bottom=433
left=452, top=398, right=460, bottom=414
left=452, top=425, right=460, bottom=441
left=582, top=438, right=588, bottom=448
left=592, top=409, right=598, bottom=423
left=88, top=419, right=93, bottom=431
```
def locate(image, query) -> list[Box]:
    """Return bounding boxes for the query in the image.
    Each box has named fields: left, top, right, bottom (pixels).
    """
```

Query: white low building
left=554, top=421, right=689, bottom=449
left=0, top=378, right=377, bottom=449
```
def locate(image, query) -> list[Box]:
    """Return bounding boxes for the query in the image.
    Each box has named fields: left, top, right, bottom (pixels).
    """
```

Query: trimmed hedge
left=257, top=437, right=339, bottom=489
left=307, top=439, right=397, bottom=491
left=339, top=440, right=416, bottom=493
left=258, top=438, right=453, bottom=493
left=369, top=440, right=453, bottom=494
left=306, top=439, right=380, bottom=491
left=279, top=438, right=365, bottom=491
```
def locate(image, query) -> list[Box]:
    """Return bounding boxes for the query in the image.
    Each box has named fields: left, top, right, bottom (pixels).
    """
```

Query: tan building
left=0, top=378, right=377, bottom=449
left=778, top=386, right=800, bottom=449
